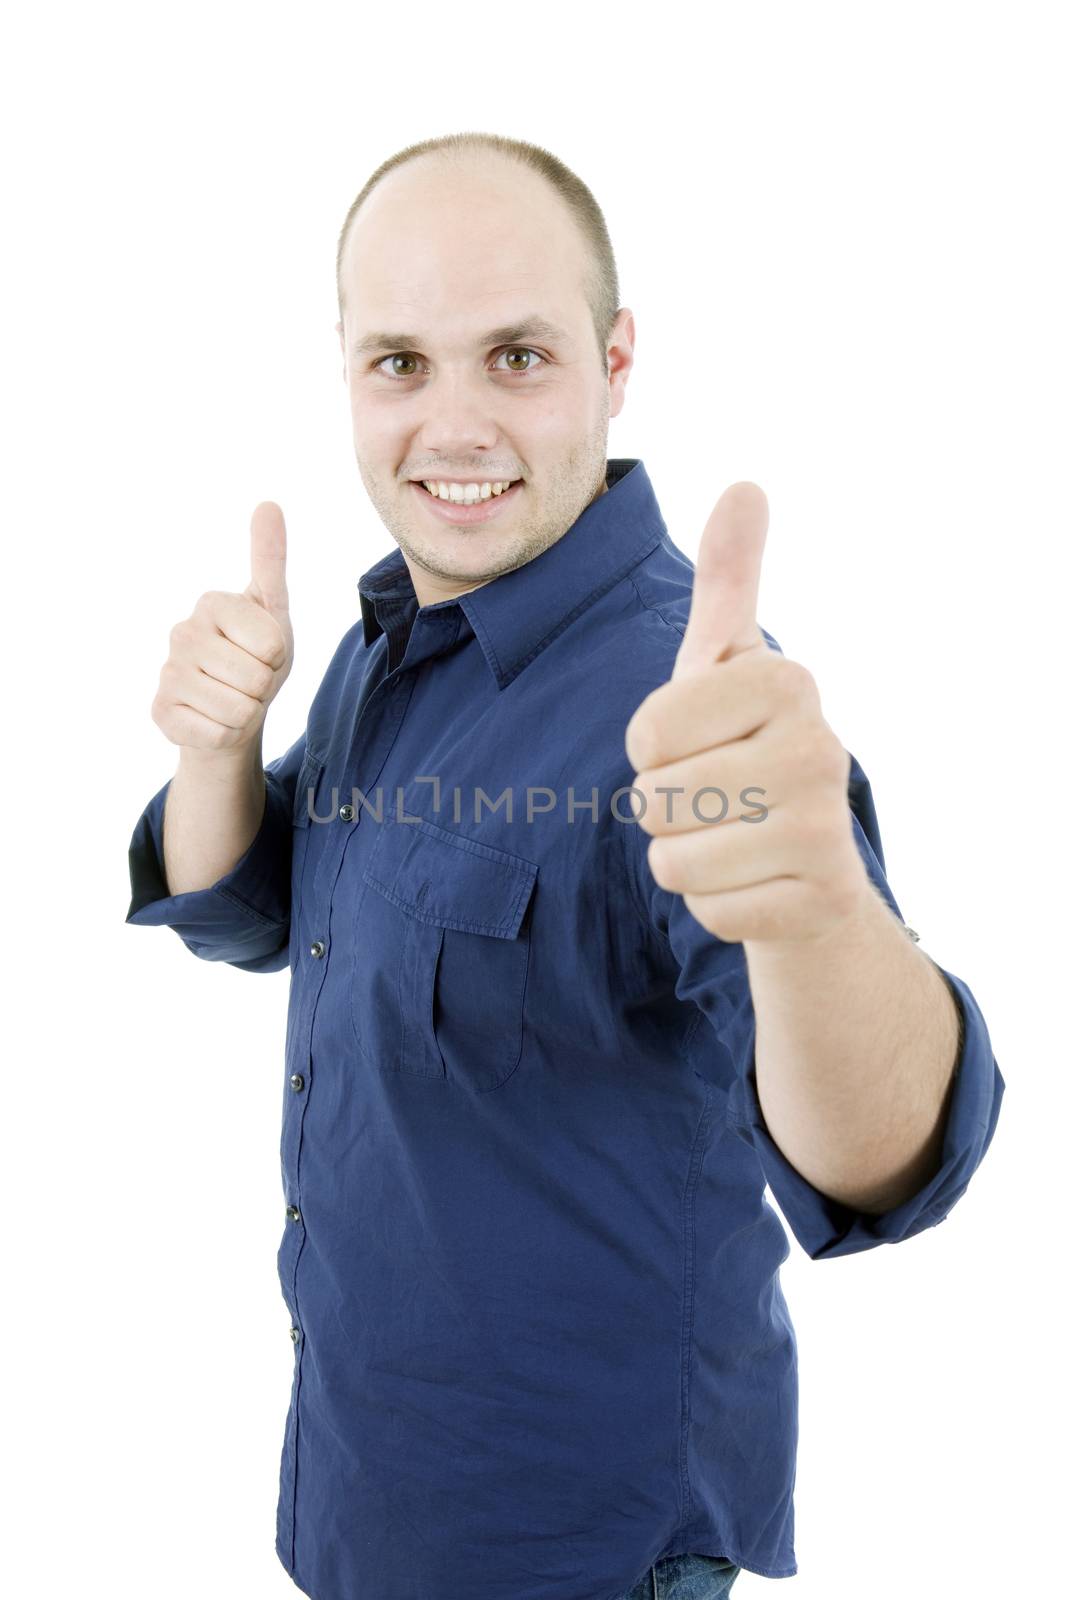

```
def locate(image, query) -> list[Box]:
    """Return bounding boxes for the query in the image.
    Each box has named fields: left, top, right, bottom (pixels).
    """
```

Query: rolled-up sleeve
left=628, top=744, right=1006, bottom=1261
left=730, top=750, right=1004, bottom=1257
left=722, top=950, right=1004, bottom=1259
left=124, top=731, right=307, bottom=974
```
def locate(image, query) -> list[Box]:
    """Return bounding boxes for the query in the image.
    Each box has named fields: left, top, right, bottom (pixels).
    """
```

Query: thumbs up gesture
left=623, top=483, right=873, bottom=946
left=150, top=502, right=294, bottom=755
left=243, top=501, right=294, bottom=684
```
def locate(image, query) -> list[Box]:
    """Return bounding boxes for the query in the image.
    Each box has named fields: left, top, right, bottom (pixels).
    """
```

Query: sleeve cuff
left=725, top=964, right=1006, bottom=1260
left=125, top=765, right=294, bottom=970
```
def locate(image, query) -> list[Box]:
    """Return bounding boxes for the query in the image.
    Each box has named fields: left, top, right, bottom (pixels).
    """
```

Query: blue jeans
left=616, top=1551, right=742, bottom=1599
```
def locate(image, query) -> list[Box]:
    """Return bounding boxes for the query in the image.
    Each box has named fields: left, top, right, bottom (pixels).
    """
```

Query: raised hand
left=151, top=502, right=294, bottom=755
left=624, top=483, right=873, bottom=945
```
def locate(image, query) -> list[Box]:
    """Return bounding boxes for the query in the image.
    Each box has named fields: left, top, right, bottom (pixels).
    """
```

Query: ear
left=335, top=319, right=346, bottom=382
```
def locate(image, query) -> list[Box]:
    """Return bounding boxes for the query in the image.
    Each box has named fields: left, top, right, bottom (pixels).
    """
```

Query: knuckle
left=252, top=664, right=275, bottom=700
left=266, top=622, right=289, bottom=671
left=647, top=835, right=671, bottom=885
left=630, top=780, right=656, bottom=831
left=832, top=739, right=851, bottom=787
left=779, top=658, right=817, bottom=706
left=193, top=589, right=226, bottom=619
left=793, top=718, right=842, bottom=783
left=625, top=719, right=651, bottom=772
left=814, top=724, right=848, bottom=785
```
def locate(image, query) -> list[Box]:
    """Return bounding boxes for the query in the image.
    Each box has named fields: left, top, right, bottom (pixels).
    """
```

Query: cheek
left=349, top=401, right=404, bottom=458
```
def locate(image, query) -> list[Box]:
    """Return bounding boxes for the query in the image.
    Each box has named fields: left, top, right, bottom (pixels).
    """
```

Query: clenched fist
left=624, top=483, right=874, bottom=947
left=151, top=502, right=293, bottom=754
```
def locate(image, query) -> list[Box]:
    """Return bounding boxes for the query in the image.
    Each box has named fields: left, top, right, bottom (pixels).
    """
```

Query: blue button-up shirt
left=126, top=458, right=1005, bottom=1599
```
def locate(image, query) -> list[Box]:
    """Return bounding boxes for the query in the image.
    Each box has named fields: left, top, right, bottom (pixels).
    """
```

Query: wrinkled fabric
left=126, top=459, right=1004, bottom=1600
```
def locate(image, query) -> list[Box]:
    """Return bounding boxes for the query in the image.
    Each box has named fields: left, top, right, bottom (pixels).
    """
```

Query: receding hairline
left=334, top=132, right=621, bottom=374
left=337, top=149, right=582, bottom=310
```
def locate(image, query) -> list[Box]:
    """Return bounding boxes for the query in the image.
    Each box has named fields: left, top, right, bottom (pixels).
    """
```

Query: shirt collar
left=356, top=458, right=667, bottom=689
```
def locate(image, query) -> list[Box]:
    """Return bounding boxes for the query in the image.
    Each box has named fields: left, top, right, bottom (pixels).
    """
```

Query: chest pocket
left=350, top=812, right=538, bottom=1092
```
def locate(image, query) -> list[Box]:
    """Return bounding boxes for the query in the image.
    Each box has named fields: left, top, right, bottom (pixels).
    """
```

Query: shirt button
left=290, top=1326, right=301, bottom=1343
left=286, top=1204, right=301, bottom=1221
left=289, top=1073, right=305, bottom=1092
left=310, top=940, right=325, bottom=958
left=339, top=804, right=354, bottom=822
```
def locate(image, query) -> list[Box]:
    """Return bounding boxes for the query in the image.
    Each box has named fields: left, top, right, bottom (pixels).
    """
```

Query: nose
left=416, top=367, right=505, bottom=462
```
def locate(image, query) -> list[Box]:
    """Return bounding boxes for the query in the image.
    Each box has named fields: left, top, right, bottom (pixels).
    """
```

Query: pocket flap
left=363, top=814, right=537, bottom=939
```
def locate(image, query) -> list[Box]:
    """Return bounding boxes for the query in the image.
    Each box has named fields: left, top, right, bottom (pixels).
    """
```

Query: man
left=126, top=132, right=1005, bottom=1600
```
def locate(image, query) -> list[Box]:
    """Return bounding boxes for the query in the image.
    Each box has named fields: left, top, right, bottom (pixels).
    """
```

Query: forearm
left=161, top=743, right=267, bottom=896
left=743, top=887, right=962, bottom=1215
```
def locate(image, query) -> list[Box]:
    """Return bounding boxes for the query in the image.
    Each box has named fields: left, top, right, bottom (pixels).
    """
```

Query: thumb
left=246, top=501, right=289, bottom=617
left=672, top=481, right=769, bottom=680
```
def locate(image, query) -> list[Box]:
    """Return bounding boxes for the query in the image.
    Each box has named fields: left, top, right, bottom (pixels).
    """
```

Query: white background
left=5, top=2, right=1061, bottom=1596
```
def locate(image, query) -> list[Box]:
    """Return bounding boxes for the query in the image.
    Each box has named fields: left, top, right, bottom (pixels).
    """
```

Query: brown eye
left=373, top=347, right=545, bottom=380
left=493, top=348, right=544, bottom=373
left=377, top=354, right=418, bottom=378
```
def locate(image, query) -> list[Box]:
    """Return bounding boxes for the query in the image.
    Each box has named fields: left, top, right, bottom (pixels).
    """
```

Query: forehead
left=341, top=157, right=589, bottom=339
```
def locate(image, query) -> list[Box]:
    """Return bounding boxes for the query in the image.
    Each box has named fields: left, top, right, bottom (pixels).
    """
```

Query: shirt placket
left=276, top=599, right=463, bottom=1577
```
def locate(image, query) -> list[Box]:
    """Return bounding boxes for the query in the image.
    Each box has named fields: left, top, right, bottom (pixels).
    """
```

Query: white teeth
left=420, top=480, right=513, bottom=502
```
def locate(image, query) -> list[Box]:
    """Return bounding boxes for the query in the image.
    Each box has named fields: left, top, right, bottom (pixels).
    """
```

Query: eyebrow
left=350, top=315, right=571, bottom=357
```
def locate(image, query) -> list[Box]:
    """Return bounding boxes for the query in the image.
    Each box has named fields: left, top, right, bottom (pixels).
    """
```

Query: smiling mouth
left=409, top=479, right=525, bottom=523
left=414, top=479, right=519, bottom=500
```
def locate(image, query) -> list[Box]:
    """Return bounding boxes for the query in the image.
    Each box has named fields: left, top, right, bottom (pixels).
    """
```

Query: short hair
left=335, top=131, right=621, bottom=377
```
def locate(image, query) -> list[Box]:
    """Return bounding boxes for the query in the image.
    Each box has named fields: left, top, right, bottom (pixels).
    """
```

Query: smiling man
left=337, top=146, right=620, bottom=607
left=126, top=131, right=1005, bottom=1600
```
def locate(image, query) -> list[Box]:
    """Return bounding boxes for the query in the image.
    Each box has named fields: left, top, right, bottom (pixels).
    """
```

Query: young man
left=127, top=132, right=1004, bottom=1600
